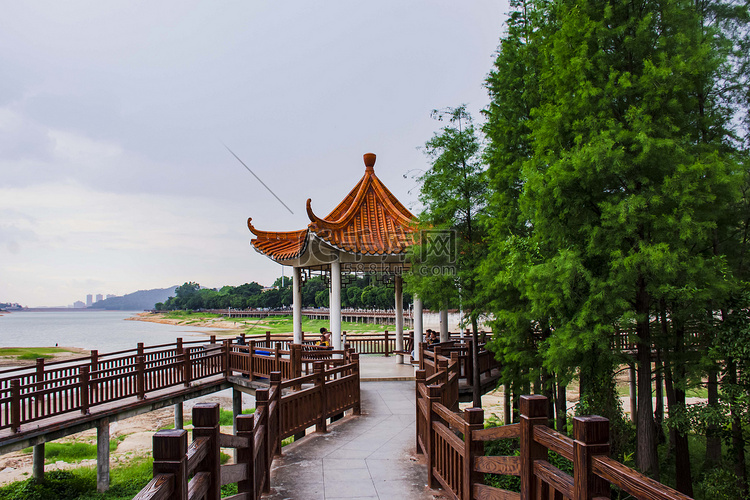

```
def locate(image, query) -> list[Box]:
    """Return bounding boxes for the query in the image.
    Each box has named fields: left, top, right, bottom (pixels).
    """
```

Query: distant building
left=73, top=300, right=86, bottom=308
left=96, top=294, right=103, bottom=302
left=86, top=294, right=93, bottom=307
left=106, top=294, right=116, bottom=299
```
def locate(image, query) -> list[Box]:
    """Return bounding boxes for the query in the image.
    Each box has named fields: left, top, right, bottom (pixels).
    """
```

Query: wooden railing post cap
left=573, top=415, right=609, bottom=444
left=313, top=362, right=324, bottom=372
left=519, top=394, right=548, bottom=418
left=351, top=352, right=359, bottom=361
left=428, top=384, right=441, bottom=398
left=192, top=403, right=220, bottom=427
left=256, top=388, right=269, bottom=402
left=153, top=429, right=188, bottom=460
left=236, top=413, right=254, bottom=431
left=416, top=370, right=426, bottom=381
left=464, top=407, right=484, bottom=425
left=270, top=371, right=282, bottom=382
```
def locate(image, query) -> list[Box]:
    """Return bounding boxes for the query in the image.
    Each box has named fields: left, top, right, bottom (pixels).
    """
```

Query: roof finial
left=363, top=153, right=376, bottom=172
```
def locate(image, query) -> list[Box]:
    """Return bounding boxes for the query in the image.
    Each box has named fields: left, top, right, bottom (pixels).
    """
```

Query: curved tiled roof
left=248, top=153, right=417, bottom=262
left=247, top=218, right=308, bottom=260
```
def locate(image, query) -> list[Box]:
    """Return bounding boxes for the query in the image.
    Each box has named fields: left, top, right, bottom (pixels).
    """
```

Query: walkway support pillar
left=395, top=275, right=404, bottom=364
left=97, top=417, right=110, bottom=493
left=293, top=266, right=302, bottom=344
left=174, top=402, right=183, bottom=429
left=233, top=387, right=242, bottom=462
left=331, top=258, right=342, bottom=352
left=440, top=309, right=449, bottom=343
left=414, top=295, right=423, bottom=363
left=32, top=443, right=44, bottom=482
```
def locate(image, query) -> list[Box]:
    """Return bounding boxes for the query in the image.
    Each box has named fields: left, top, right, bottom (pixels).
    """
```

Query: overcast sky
left=0, top=1, right=508, bottom=307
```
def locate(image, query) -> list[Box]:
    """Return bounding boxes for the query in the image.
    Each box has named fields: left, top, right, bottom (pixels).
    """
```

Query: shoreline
left=126, top=312, right=246, bottom=333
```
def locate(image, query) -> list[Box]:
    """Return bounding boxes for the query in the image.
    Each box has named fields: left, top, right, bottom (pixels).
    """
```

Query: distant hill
left=89, top=286, right=178, bottom=311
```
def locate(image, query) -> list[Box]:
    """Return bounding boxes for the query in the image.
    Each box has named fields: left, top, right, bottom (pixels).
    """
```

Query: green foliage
left=218, top=407, right=254, bottom=426
left=160, top=275, right=409, bottom=311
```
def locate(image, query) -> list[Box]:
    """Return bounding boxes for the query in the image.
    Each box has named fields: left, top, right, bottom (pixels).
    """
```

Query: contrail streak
left=222, top=143, right=294, bottom=215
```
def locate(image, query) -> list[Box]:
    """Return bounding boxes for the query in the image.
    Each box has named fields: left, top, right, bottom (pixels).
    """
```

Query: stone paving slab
left=263, top=381, right=444, bottom=500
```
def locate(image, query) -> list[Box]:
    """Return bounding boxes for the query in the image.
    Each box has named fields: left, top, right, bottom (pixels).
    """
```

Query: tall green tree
left=408, top=105, right=488, bottom=407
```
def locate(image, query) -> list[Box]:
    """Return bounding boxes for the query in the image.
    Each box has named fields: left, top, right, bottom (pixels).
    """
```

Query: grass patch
left=22, top=437, right=125, bottom=463
left=161, top=311, right=222, bottom=320
left=242, top=316, right=392, bottom=335
left=0, top=347, right=71, bottom=361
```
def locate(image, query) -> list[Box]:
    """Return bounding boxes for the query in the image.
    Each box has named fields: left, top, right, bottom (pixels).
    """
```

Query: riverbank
left=126, top=311, right=245, bottom=332
left=0, top=347, right=90, bottom=368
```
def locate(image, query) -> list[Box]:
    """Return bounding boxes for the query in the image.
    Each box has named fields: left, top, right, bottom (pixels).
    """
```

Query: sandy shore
left=0, top=347, right=90, bottom=368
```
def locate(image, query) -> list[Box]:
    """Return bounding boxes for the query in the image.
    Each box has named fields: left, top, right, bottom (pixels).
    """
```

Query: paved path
left=263, top=381, right=443, bottom=500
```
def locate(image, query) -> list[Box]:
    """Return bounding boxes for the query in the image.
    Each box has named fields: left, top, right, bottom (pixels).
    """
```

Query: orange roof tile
left=248, top=153, right=417, bottom=262
left=247, top=218, right=308, bottom=260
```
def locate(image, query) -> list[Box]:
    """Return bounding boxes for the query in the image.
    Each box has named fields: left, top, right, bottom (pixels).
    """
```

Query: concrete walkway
left=263, top=381, right=443, bottom=500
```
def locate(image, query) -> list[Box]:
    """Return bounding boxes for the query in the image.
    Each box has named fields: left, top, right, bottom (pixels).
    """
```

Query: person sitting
left=317, top=327, right=331, bottom=347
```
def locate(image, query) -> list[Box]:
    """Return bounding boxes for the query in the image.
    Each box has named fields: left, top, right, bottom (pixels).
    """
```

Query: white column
left=414, top=295, right=423, bottom=363
left=395, top=275, right=404, bottom=364
left=440, top=309, right=449, bottom=343
left=293, top=266, right=302, bottom=344
left=331, top=258, right=342, bottom=351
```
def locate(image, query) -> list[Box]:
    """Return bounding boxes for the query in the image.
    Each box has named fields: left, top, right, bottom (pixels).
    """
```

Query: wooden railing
left=416, top=371, right=693, bottom=499
left=135, top=356, right=361, bottom=500
left=0, top=337, right=229, bottom=433
left=420, top=340, right=500, bottom=389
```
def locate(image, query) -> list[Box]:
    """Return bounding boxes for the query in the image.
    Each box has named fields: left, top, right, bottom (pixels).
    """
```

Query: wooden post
left=573, top=416, right=610, bottom=500
left=152, top=429, right=188, bottom=500
left=426, top=384, right=441, bottom=489
left=415, top=370, right=426, bottom=454
left=504, top=383, right=512, bottom=425
left=249, top=341, right=255, bottom=381
left=182, top=350, right=191, bottom=387
left=520, top=395, right=548, bottom=500
left=463, top=408, right=484, bottom=500
left=274, top=342, right=282, bottom=375
left=266, top=330, right=271, bottom=346
left=80, top=366, right=90, bottom=414
left=291, top=344, right=302, bottom=379
left=137, top=342, right=144, bottom=359
left=176, top=337, right=183, bottom=355
left=210, top=334, right=216, bottom=344
left=384, top=330, right=390, bottom=356
left=192, top=403, right=221, bottom=500
left=314, top=362, right=327, bottom=433
left=136, top=356, right=146, bottom=400
left=233, top=388, right=242, bottom=462
left=10, top=379, right=20, bottom=433
left=352, top=353, right=361, bottom=415
left=255, top=388, right=271, bottom=493
left=270, top=371, right=282, bottom=455
left=223, top=339, right=231, bottom=377
left=90, top=350, right=98, bottom=379
left=236, top=413, right=254, bottom=497
left=97, top=417, right=110, bottom=492
left=35, top=358, right=45, bottom=416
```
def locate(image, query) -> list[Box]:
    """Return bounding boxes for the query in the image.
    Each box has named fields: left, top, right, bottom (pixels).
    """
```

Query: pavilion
left=247, top=153, right=424, bottom=361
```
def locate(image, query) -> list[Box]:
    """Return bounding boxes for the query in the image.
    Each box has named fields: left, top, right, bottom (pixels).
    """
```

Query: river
left=0, top=310, right=222, bottom=353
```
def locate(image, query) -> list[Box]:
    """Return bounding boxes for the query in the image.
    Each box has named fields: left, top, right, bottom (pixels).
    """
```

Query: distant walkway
left=264, top=381, right=443, bottom=500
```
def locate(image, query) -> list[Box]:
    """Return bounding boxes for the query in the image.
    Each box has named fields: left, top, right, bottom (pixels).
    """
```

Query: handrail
left=134, top=354, right=361, bottom=500
left=416, top=363, right=695, bottom=500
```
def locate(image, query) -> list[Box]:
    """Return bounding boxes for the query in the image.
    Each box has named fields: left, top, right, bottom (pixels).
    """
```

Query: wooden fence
left=420, top=340, right=500, bottom=391
left=134, top=356, right=361, bottom=500
left=0, top=337, right=228, bottom=433
left=416, top=364, right=693, bottom=499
